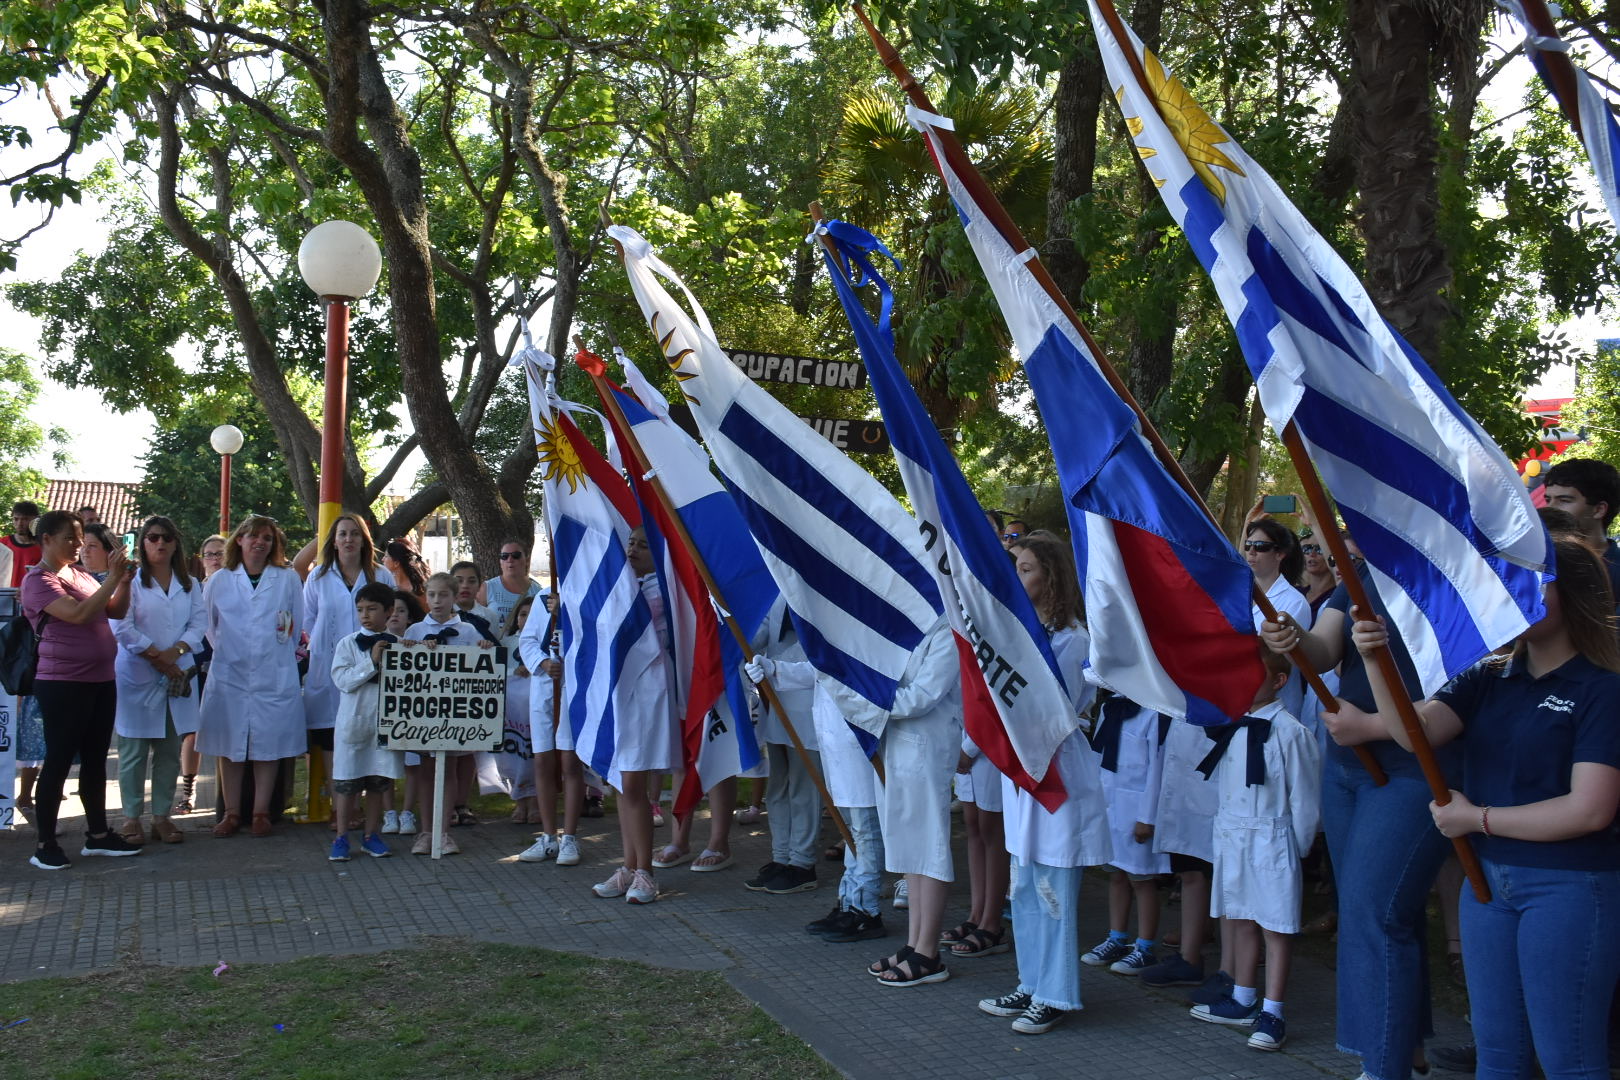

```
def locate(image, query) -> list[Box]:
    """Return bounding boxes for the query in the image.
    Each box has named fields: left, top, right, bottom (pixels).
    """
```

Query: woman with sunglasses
left=480, top=538, right=541, bottom=628
left=112, top=517, right=205, bottom=845
left=1245, top=520, right=1311, bottom=713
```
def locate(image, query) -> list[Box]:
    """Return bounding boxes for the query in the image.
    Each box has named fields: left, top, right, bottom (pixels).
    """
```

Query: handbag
left=0, top=610, right=46, bottom=696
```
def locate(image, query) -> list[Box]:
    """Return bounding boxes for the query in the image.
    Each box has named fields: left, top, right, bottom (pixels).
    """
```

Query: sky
left=0, top=27, right=1601, bottom=490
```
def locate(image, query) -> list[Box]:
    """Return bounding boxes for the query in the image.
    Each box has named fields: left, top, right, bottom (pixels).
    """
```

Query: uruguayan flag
left=814, top=218, right=1078, bottom=807
left=608, top=225, right=945, bottom=738
left=1092, top=2, right=1549, bottom=693
left=1499, top=0, right=1620, bottom=235
left=904, top=109, right=1265, bottom=726
left=515, top=350, right=663, bottom=776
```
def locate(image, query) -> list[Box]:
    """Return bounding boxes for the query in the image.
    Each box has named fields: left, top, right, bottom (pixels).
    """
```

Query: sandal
left=651, top=844, right=692, bottom=869
left=213, top=813, right=241, bottom=838
left=453, top=806, right=478, bottom=827
left=951, top=926, right=1010, bottom=957
left=823, top=842, right=845, bottom=862
left=867, top=944, right=915, bottom=978
left=939, top=920, right=979, bottom=946
left=690, top=849, right=733, bottom=872
left=250, top=812, right=272, bottom=837
left=879, top=950, right=951, bottom=987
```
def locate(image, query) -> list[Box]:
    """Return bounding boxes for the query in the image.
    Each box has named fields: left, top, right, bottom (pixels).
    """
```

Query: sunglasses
left=1243, top=540, right=1280, bottom=552
left=1002, top=532, right=1020, bottom=541
left=1300, top=543, right=1321, bottom=554
left=499, top=552, right=526, bottom=560
left=201, top=550, right=224, bottom=558
left=145, top=533, right=176, bottom=543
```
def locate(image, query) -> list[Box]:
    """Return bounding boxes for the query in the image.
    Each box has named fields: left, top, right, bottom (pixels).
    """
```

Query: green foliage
left=131, top=388, right=311, bottom=551
left=1558, top=339, right=1620, bottom=467
left=0, top=349, right=67, bottom=510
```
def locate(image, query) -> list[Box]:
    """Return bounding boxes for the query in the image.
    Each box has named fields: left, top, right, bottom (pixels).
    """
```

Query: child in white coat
left=1188, top=646, right=1322, bottom=1051
left=327, top=582, right=405, bottom=861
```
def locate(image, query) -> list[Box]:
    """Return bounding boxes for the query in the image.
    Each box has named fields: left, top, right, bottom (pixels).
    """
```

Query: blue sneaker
left=1248, top=1010, right=1286, bottom=1050
left=1190, top=994, right=1260, bottom=1027
left=328, top=835, right=351, bottom=862
left=1187, top=969, right=1236, bottom=1005
left=1081, top=937, right=1133, bottom=967
left=1141, top=954, right=1206, bottom=987
left=360, top=833, right=391, bottom=859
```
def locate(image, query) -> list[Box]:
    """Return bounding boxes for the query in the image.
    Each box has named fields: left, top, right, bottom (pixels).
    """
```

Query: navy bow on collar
left=1195, top=716, right=1273, bottom=787
left=422, top=627, right=460, bottom=644
left=355, top=632, right=398, bottom=652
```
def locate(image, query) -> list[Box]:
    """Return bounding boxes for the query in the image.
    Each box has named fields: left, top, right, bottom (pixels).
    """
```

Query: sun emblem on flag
left=535, top=412, right=586, bottom=494
left=1119, top=47, right=1244, bottom=203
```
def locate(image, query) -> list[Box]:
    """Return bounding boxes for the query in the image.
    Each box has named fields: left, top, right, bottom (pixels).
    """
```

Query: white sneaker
left=518, top=835, right=559, bottom=863
left=627, top=868, right=658, bottom=904
left=381, top=810, right=400, bottom=835
left=556, top=834, right=581, bottom=866
left=397, top=810, right=418, bottom=836
left=593, top=866, right=634, bottom=898
left=892, top=879, right=909, bottom=910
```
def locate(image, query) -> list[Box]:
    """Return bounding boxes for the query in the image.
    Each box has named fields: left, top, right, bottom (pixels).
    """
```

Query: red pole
left=218, top=453, right=232, bottom=537
left=317, top=297, right=350, bottom=544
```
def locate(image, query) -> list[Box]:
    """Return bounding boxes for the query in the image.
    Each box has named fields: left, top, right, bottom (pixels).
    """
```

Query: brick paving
left=0, top=764, right=1469, bottom=1079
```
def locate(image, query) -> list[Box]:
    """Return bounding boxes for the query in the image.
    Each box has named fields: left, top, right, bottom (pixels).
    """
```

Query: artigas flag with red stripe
left=581, top=347, right=778, bottom=816
left=814, top=219, right=1073, bottom=809
left=904, top=107, right=1264, bottom=725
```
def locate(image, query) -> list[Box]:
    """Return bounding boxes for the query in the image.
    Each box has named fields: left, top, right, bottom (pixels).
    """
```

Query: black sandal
left=938, top=920, right=978, bottom=946
left=867, top=944, right=915, bottom=978
left=951, top=925, right=1010, bottom=957
left=878, top=950, right=951, bottom=987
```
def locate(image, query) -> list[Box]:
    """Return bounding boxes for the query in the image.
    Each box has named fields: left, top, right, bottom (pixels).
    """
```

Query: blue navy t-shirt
left=1323, top=570, right=1437, bottom=778
left=1434, top=653, right=1620, bottom=870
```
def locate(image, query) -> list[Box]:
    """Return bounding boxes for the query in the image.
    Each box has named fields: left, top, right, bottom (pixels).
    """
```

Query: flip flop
left=651, top=844, right=692, bottom=869
left=690, top=849, right=733, bottom=872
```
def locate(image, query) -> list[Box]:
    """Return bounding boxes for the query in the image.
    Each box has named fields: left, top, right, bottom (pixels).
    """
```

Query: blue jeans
left=1321, top=754, right=1451, bottom=1080
left=839, top=806, right=883, bottom=915
left=1463, top=861, right=1620, bottom=1080
left=1011, top=857, right=1084, bottom=1011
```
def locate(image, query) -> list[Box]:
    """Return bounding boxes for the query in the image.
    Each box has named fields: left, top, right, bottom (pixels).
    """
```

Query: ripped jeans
left=1010, top=856, right=1085, bottom=1011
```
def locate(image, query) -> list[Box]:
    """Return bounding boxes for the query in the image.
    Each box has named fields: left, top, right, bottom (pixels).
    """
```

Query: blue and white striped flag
left=1499, top=0, right=1620, bottom=235
left=514, top=350, right=664, bottom=776
left=608, top=225, right=946, bottom=739
left=1091, top=2, right=1550, bottom=694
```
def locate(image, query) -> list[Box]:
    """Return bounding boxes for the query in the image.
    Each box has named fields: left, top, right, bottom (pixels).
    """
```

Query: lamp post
left=297, top=220, right=382, bottom=550
left=209, top=424, right=244, bottom=536
left=297, top=221, right=381, bottom=825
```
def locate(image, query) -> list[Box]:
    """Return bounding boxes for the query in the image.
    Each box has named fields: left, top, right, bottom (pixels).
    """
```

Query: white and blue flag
left=515, top=350, right=664, bottom=776
left=1091, top=2, right=1550, bottom=694
left=608, top=224, right=946, bottom=740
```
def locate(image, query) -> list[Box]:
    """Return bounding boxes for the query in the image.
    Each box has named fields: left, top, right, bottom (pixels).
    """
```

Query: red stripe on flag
left=954, top=632, right=1068, bottom=813
left=1112, top=521, right=1264, bottom=719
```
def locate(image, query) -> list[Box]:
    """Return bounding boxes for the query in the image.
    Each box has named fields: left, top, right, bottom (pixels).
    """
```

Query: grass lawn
left=0, top=939, right=838, bottom=1080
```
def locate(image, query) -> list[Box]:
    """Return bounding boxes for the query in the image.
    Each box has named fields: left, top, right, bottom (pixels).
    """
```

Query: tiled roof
left=42, top=479, right=141, bottom=535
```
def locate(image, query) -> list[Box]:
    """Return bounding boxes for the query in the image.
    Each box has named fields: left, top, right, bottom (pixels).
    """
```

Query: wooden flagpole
left=1086, top=0, right=1485, bottom=897
left=572, top=335, right=859, bottom=855
left=515, top=292, right=566, bottom=743
left=848, top=3, right=1386, bottom=788
left=1514, top=0, right=1584, bottom=136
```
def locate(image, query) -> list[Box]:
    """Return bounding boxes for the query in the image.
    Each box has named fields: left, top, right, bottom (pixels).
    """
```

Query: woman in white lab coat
left=113, top=516, right=207, bottom=845
left=302, top=515, right=386, bottom=753
left=195, top=515, right=304, bottom=838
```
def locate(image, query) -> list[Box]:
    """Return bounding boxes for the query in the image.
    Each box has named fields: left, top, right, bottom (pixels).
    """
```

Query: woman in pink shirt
left=20, top=509, right=140, bottom=870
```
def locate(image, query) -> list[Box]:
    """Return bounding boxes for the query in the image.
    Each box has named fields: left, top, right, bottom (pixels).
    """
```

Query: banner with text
left=723, top=348, right=866, bottom=389
left=377, top=644, right=507, bottom=752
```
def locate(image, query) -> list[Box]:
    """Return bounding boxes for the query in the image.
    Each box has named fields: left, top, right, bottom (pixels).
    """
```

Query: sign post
left=376, top=643, right=507, bottom=860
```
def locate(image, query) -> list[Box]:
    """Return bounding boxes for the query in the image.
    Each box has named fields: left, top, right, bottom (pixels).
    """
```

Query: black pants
left=33, top=679, right=117, bottom=845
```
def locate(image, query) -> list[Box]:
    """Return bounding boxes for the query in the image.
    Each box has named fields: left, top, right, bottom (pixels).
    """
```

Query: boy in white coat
left=328, top=582, right=405, bottom=861
left=1189, top=647, right=1322, bottom=1051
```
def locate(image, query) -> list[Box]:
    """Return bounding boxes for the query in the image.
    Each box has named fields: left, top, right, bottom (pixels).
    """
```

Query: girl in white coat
left=301, top=515, right=386, bottom=756
left=196, top=515, right=304, bottom=838
left=978, top=532, right=1113, bottom=1034
left=113, top=517, right=207, bottom=845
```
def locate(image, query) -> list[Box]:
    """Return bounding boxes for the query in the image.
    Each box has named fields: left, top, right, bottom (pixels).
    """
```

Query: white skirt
left=876, top=708, right=958, bottom=881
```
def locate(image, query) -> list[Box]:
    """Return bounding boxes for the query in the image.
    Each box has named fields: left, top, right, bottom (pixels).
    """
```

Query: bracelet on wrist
left=1480, top=806, right=1492, bottom=837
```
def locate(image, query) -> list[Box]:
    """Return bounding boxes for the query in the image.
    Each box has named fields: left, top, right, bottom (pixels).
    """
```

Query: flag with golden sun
left=1089, top=0, right=1548, bottom=695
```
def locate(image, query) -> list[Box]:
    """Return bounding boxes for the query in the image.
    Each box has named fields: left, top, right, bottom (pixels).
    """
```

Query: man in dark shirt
left=1542, top=459, right=1620, bottom=599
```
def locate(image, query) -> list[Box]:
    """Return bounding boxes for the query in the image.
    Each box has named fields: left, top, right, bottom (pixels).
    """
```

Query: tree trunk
left=1347, top=0, right=1452, bottom=360
left=1044, top=40, right=1103, bottom=308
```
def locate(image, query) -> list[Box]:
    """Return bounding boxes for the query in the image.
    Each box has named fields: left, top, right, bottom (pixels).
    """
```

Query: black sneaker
left=1012, top=1002, right=1066, bottom=1034
left=763, top=864, right=818, bottom=894
left=29, top=843, right=70, bottom=870
left=806, top=905, right=851, bottom=936
left=582, top=795, right=604, bottom=819
left=824, top=909, right=885, bottom=943
left=978, top=989, right=1032, bottom=1017
left=81, top=831, right=142, bottom=857
left=744, top=861, right=788, bottom=891
left=1429, top=1044, right=1477, bottom=1073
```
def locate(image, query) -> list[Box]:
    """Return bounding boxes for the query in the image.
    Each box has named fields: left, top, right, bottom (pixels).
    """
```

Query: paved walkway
left=0, top=767, right=1468, bottom=1079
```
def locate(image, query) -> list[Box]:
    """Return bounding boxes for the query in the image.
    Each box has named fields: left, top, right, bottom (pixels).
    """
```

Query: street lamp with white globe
left=297, top=220, right=382, bottom=549
left=209, top=423, right=245, bottom=536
